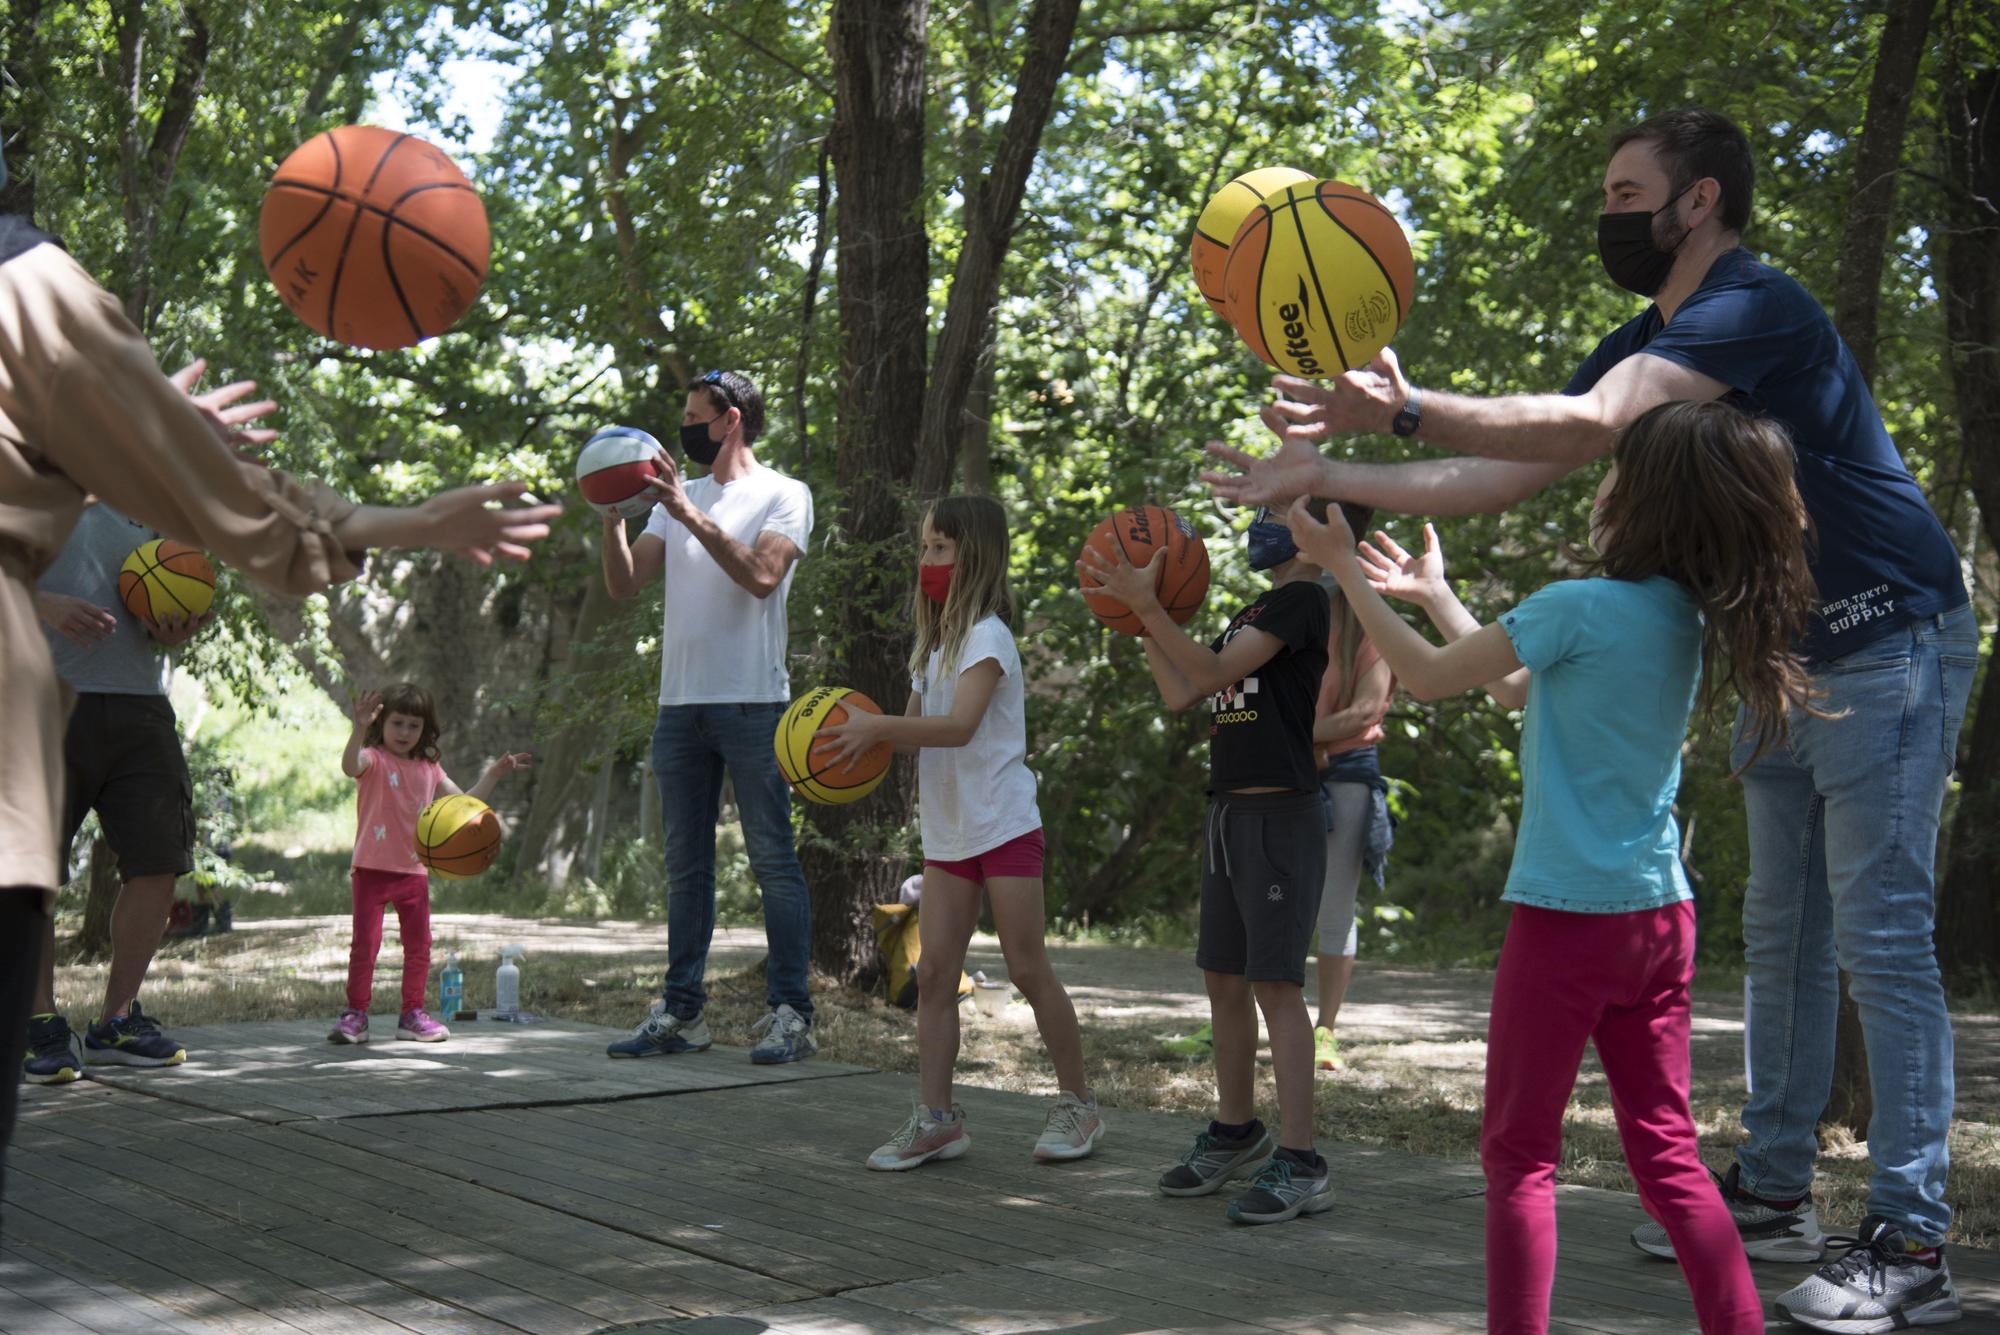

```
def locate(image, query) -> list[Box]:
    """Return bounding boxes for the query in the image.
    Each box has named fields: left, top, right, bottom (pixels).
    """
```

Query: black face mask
left=679, top=415, right=725, bottom=467
left=1596, top=183, right=1696, bottom=298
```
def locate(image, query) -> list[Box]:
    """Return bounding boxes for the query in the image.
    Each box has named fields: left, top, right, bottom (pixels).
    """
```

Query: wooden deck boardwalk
left=6, top=1016, right=1998, bottom=1334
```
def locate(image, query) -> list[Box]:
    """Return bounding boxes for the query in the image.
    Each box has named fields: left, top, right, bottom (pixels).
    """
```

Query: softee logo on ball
left=1277, top=277, right=1326, bottom=378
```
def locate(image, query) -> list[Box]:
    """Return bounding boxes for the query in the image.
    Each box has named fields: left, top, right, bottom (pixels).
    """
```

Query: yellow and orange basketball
left=416, top=794, right=501, bottom=879
left=118, top=540, right=215, bottom=627
left=775, top=688, right=892, bottom=805
left=1223, top=179, right=1416, bottom=377
left=259, top=125, right=490, bottom=350
left=1189, top=166, right=1314, bottom=324
left=1079, top=506, right=1210, bottom=636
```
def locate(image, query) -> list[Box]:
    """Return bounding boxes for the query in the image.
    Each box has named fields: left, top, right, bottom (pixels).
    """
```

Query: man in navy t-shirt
left=1205, top=109, right=1973, bottom=1329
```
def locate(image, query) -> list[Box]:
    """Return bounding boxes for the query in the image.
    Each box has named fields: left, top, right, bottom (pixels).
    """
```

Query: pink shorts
left=924, top=828, right=1045, bottom=884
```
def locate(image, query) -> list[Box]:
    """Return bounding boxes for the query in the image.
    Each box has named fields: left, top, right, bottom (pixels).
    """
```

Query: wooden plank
left=0, top=1243, right=213, bottom=1335
left=42, top=1097, right=794, bottom=1322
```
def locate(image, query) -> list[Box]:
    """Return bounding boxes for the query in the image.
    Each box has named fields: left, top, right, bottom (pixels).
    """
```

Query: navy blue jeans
left=652, top=704, right=813, bottom=1022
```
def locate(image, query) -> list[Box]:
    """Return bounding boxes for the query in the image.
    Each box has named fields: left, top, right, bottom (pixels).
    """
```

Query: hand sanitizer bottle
left=495, top=944, right=526, bottom=1015
left=440, top=953, right=464, bottom=1018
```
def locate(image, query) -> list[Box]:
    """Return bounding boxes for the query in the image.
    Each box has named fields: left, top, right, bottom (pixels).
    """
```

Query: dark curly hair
left=364, top=682, right=443, bottom=762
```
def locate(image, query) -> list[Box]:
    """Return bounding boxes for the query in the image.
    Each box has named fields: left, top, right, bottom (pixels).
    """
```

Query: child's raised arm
left=342, top=691, right=379, bottom=778
left=451, top=751, right=534, bottom=802
left=1079, top=546, right=1288, bottom=708
left=1357, top=524, right=1530, bottom=710
left=1287, top=502, right=1524, bottom=705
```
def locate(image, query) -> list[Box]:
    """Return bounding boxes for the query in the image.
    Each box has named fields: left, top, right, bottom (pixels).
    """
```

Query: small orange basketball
left=416, top=795, right=502, bottom=879
left=1079, top=506, right=1211, bottom=636
left=260, top=125, right=490, bottom=350
left=117, top=540, right=215, bottom=627
left=777, top=688, right=893, bottom=804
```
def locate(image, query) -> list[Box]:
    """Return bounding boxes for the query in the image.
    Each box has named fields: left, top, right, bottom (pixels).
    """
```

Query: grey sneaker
left=1158, top=1123, right=1274, bottom=1196
left=1227, top=1153, right=1334, bottom=1225
left=1033, top=1091, right=1105, bottom=1162
left=748, top=1004, right=815, bottom=1065
left=1632, top=1162, right=1825, bottom=1263
left=605, top=1000, right=712, bottom=1057
left=1774, top=1216, right=1960, bottom=1333
left=867, top=1101, right=970, bottom=1171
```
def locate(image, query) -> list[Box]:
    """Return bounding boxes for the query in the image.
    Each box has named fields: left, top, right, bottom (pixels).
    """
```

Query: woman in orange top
left=1310, top=502, right=1395, bottom=1071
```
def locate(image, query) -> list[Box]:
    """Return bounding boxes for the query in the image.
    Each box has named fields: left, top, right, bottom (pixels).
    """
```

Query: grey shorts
left=1195, top=792, right=1326, bottom=985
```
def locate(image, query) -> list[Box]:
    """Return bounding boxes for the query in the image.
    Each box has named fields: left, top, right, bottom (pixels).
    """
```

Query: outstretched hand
left=169, top=358, right=279, bottom=458
left=1076, top=543, right=1166, bottom=619
left=485, top=751, right=534, bottom=778
left=1357, top=523, right=1447, bottom=606
left=1283, top=497, right=1358, bottom=572
left=415, top=483, right=565, bottom=565
left=1264, top=346, right=1412, bottom=443
left=352, top=689, right=381, bottom=728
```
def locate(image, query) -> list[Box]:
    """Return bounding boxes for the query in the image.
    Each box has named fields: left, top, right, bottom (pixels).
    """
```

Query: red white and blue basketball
left=576, top=427, right=666, bottom=519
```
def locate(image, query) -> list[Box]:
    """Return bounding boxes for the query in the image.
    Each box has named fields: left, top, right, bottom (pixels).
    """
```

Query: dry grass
left=54, top=915, right=2000, bottom=1250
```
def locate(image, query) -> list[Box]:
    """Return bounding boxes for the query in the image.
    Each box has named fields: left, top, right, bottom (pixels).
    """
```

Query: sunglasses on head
left=698, top=369, right=738, bottom=411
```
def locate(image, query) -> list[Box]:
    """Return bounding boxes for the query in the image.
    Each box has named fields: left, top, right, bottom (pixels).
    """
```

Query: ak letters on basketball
left=1205, top=582, right=1329, bottom=795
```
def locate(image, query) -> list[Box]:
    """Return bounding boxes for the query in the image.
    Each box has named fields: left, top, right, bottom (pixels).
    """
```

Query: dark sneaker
left=748, top=1004, right=815, bottom=1065
left=24, top=1013, right=82, bottom=1085
left=606, top=1000, right=712, bottom=1058
left=1227, top=1154, right=1334, bottom=1225
left=1775, top=1216, right=1961, bottom=1333
left=82, top=1002, right=186, bottom=1067
left=1632, top=1162, right=1825, bottom=1262
left=1158, top=1123, right=1274, bottom=1197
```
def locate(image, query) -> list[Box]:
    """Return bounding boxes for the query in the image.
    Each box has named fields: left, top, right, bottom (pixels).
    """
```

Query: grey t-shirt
left=36, top=503, right=173, bottom=695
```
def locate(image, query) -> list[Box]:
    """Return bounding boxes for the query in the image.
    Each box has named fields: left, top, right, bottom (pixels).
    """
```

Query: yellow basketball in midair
left=775, top=687, right=891, bottom=805
left=118, top=540, right=215, bottom=626
left=416, top=794, right=501, bottom=879
left=1189, top=166, right=1315, bottom=323
left=1222, top=178, right=1417, bottom=377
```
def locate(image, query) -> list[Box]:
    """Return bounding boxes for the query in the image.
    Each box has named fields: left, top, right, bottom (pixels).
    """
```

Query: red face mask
left=919, top=562, right=955, bottom=605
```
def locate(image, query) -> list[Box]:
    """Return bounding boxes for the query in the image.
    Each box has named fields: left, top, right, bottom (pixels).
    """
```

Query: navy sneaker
left=606, top=1000, right=712, bottom=1058
left=748, top=1004, right=816, bottom=1065
left=1227, top=1153, right=1334, bottom=1225
left=24, top=1012, right=82, bottom=1085
left=82, top=1002, right=186, bottom=1067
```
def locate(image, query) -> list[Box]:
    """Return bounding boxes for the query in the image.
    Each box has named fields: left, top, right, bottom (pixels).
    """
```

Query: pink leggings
left=1482, top=902, right=1761, bottom=1334
left=346, top=868, right=432, bottom=1013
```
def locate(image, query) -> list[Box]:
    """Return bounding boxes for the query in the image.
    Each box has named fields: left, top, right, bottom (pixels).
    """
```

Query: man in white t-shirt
left=599, top=370, right=818, bottom=1064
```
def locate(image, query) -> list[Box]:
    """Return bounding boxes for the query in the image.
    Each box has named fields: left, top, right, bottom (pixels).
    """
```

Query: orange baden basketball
left=416, top=795, right=502, bottom=879
left=1079, top=506, right=1211, bottom=636
left=777, top=688, right=893, bottom=805
left=259, top=125, right=490, bottom=350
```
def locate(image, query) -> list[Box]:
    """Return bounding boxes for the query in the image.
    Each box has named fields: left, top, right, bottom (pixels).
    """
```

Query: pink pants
left=1482, top=901, right=1761, bottom=1334
left=347, top=868, right=432, bottom=1013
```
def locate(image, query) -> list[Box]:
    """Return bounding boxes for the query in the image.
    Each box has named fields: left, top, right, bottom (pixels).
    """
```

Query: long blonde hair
left=908, top=496, right=1016, bottom=684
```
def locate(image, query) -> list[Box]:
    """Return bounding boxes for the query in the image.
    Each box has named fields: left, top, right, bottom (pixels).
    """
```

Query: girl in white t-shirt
left=819, top=495, right=1102, bottom=1171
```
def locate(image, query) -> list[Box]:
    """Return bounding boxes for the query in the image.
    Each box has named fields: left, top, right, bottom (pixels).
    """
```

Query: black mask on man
left=1596, top=182, right=1697, bottom=298
left=679, top=416, right=725, bottom=467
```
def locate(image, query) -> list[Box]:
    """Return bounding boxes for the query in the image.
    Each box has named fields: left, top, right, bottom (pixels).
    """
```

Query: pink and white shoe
left=1034, top=1090, right=1105, bottom=1162
left=866, top=1101, right=969, bottom=1171
left=396, top=1009, right=450, bottom=1042
left=329, top=1009, right=369, bottom=1044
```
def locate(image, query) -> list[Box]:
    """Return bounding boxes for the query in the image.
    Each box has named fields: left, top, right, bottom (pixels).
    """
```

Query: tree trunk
left=1819, top=0, right=1940, bottom=1136
left=811, top=0, right=935, bottom=985
left=1832, top=0, right=1939, bottom=384
left=75, top=836, right=120, bottom=960
left=1936, top=61, right=2000, bottom=986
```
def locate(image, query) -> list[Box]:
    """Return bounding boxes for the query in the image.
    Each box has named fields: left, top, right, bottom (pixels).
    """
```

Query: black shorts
left=1195, top=791, right=1326, bottom=985
left=61, top=694, right=193, bottom=881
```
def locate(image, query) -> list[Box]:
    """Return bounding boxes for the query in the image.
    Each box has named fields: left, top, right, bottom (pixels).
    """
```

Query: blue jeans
left=1734, top=604, right=1976, bottom=1244
left=652, top=704, right=813, bottom=1022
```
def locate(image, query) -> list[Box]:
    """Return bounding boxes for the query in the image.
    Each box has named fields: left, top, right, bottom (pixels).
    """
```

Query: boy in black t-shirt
left=1081, top=507, right=1331, bottom=1225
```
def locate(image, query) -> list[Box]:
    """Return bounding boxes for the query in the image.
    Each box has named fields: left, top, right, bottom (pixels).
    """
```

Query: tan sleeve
left=21, top=247, right=360, bottom=595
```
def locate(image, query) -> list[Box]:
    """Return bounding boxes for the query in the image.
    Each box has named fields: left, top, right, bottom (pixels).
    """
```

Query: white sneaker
left=867, top=1101, right=970, bottom=1171
left=1775, top=1216, right=1961, bottom=1333
left=1033, top=1091, right=1104, bottom=1162
left=749, top=1004, right=816, bottom=1064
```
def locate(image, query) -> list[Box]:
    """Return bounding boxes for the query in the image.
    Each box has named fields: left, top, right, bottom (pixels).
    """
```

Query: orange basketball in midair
left=1079, top=506, right=1211, bottom=636
left=259, top=125, right=490, bottom=350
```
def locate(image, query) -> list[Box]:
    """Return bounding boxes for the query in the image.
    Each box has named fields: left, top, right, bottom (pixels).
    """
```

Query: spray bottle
left=440, top=953, right=464, bottom=1019
left=495, top=944, right=526, bottom=1015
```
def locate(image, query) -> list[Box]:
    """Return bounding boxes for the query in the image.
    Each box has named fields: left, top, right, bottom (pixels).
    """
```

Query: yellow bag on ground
left=872, top=903, right=972, bottom=1009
